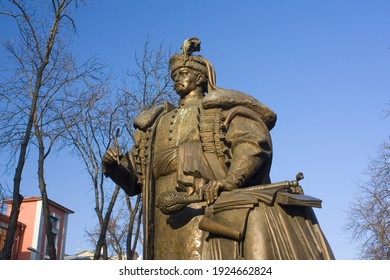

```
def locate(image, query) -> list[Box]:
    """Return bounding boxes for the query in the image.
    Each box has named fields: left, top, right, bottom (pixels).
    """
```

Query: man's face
left=171, top=67, right=198, bottom=97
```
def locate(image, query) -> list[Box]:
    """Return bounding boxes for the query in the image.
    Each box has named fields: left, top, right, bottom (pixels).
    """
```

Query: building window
left=44, top=213, right=60, bottom=256
left=50, top=215, right=59, bottom=235
left=0, top=223, right=7, bottom=256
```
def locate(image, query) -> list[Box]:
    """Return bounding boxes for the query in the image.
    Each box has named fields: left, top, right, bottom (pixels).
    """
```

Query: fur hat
left=169, top=53, right=208, bottom=77
left=170, top=37, right=218, bottom=92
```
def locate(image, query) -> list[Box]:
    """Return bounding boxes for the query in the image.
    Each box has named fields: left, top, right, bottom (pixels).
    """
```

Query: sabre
left=156, top=172, right=304, bottom=215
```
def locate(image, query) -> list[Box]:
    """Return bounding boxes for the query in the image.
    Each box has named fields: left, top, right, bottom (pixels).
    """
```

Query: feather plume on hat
left=170, top=37, right=219, bottom=92
left=170, top=37, right=207, bottom=77
left=181, top=37, right=201, bottom=61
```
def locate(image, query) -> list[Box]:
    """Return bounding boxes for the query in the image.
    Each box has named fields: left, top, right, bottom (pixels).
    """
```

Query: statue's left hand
left=202, top=179, right=236, bottom=205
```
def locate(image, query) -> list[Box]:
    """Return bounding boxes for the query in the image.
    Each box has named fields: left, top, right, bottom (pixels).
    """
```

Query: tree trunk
left=126, top=194, right=141, bottom=260
left=93, top=184, right=121, bottom=260
left=36, top=129, right=57, bottom=260
left=41, top=192, right=57, bottom=260
left=0, top=63, right=44, bottom=259
left=0, top=0, right=85, bottom=259
left=0, top=194, right=23, bottom=259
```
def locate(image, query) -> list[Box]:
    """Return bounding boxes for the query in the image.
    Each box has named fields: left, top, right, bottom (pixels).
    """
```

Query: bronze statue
left=102, top=38, right=334, bottom=260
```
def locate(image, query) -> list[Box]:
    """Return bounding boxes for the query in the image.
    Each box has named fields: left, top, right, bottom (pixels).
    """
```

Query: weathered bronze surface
left=102, top=38, right=335, bottom=260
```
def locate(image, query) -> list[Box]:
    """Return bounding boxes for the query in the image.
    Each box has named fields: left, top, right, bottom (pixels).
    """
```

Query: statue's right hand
left=102, top=147, right=121, bottom=175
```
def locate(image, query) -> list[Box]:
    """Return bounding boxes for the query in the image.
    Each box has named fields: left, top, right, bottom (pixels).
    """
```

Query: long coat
left=117, top=89, right=334, bottom=259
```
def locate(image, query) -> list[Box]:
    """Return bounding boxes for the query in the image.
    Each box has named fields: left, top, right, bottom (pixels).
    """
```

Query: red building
left=0, top=197, right=74, bottom=260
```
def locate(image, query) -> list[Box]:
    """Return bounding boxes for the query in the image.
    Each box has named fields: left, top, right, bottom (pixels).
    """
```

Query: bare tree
left=121, top=36, right=175, bottom=136
left=63, top=78, right=128, bottom=259
left=105, top=203, right=127, bottom=260
left=78, top=37, right=174, bottom=260
left=346, top=139, right=390, bottom=259
left=105, top=196, right=137, bottom=259
left=85, top=195, right=142, bottom=260
left=61, top=36, right=173, bottom=260
left=0, top=0, right=88, bottom=260
left=33, top=71, right=104, bottom=260
left=119, top=37, right=175, bottom=259
left=125, top=193, right=142, bottom=260
left=84, top=195, right=132, bottom=260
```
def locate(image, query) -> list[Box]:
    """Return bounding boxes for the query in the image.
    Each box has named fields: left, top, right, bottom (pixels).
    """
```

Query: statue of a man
left=102, top=38, right=334, bottom=260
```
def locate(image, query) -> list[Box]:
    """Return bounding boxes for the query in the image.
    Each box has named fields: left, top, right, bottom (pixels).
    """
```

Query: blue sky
left=1, top=0, right=390, bottom=259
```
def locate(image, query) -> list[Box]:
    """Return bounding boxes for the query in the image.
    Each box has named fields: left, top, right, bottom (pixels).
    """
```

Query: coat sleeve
left=224, top=115, right=272, bottom=188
